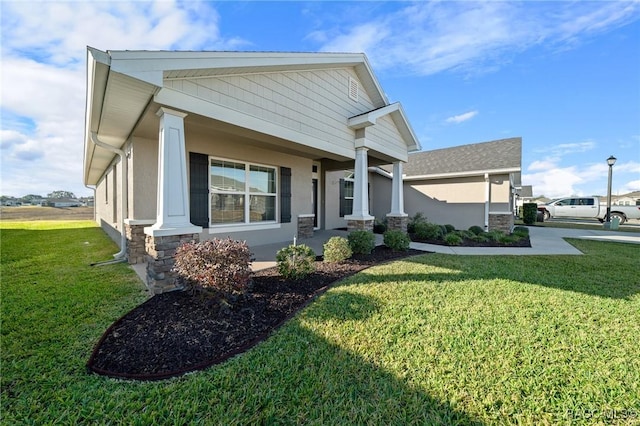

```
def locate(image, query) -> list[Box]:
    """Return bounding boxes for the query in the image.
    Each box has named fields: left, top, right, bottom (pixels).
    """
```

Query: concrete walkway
left=250, top=226, right=640, bottom=270
left=132, top=226, right=639, bottom=279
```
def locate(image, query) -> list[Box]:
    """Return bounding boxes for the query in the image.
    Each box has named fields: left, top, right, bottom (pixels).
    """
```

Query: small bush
left=513, top=226, right=529, bottom=238
left=373, top=219, right=387, bottom=234
left=455, top=230, right=474, bottom=240
left=414, top=222, right=444, bottom=241
left=383, top=230, right=410, bottom=252
left=499, top=234, right=519, bottom=244
left=486, top=230, right=505, bottom=242
left=173, top=238, right=252, bottom=299
left=523, top=203, right=538, bottom=225
left=348, top=230, right=376, bottom=255
left=444, top=233, right=463, bottom=246
left=407, top=212, right=427, bottom=233
left=276, top=244, right=316, bottom=280
left=444, top=224, right=456, bottom=233
left=470, top=233, right=490, bottom=243
left=468, top=225, right=485, bottom=235
left=323, top=236, right=352, bottom=263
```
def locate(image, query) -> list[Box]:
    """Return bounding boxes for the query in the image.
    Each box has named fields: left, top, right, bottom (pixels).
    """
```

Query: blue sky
left=1, top=0, right=639, bottom=199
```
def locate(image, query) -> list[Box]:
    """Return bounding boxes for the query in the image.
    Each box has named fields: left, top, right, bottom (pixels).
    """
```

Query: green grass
left=2, top=222, right=639, bottom=424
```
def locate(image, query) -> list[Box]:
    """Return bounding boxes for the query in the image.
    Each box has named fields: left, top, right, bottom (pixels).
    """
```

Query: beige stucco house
left=358, top=138, right=521, bottom=232
left=84, top=48, right=421, bottom=293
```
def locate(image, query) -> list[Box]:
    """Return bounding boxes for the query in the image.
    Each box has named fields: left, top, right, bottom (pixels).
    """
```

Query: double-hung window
left=210, top=158, right=276, bottom=225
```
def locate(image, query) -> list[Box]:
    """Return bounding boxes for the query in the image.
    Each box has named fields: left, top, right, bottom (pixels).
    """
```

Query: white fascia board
left=404, top=167, right=521, bottom=181
left=391, top=104, right=421, bottom=152
left=108, top=50, right=367, bottom=87
left=154, top=87, right=355, bottom=159
left=348, top=103, right=400, bottom=129
left=358, top=54, right=389, bottom=105
left=84, top=48, right=111, bottom=185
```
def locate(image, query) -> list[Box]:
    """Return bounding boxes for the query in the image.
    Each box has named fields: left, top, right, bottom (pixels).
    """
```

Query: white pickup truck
left=538, top=196, right=640, bottom=224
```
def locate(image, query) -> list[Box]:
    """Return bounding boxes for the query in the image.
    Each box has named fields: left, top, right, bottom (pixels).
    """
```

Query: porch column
left=346, top=146, right=374, bottom=231
left=484, top=173, right=490, bottom=231
left=144, top=107, right=202, bottom=293
left=386, top=161, right=408, bottom=232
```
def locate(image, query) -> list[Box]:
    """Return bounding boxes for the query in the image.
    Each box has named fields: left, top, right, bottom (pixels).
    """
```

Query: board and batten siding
left=164, top=68, right=376, bottom=159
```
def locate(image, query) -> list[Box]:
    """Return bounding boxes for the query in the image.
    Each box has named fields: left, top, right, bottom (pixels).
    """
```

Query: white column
left=346, top=146, right=374, bottom=221
left=484, top=173, right=490, bottom=231
left=389, top=161, right=406, bottom=216
left=145, top=107, right=202, bottom=237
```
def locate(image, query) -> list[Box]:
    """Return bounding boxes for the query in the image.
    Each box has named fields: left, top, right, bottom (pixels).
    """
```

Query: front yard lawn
left=2, top=221, right=639, bottom=424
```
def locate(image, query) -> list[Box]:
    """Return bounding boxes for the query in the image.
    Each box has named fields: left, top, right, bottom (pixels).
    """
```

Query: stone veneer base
left=297, top=215, right=315, bottom=239
left=347, top=219, right=374, bottom=232
left=145, top=233, right=200, bottom=294
left=386, top=214, right=408, bottom=233
left=489, top=213, right=515, bottom=233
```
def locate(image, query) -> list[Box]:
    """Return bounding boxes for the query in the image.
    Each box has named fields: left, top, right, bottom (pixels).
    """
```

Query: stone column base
left=145, top=233, right=200, bottom=294
left=386, top=214, right=408, bottom=233
left=347, top=219, right=374, bottom=232
left=489, top=212, right=514, bottom=233
left=297, top=214, right=315, bottom=239
left=125, top=223, right=147, bottom=264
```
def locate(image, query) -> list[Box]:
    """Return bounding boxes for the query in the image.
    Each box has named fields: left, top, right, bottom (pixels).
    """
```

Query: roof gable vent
left=348, top=77, right=359, bottom=101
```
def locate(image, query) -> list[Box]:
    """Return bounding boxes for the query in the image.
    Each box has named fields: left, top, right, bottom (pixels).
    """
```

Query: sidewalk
left=250, top=226, right=640, bottom=270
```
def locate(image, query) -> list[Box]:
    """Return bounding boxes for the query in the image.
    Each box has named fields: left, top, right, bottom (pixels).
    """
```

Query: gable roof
left=403, top=137, right=522, bottom=180
left=84, top=48, right=417, bottom=185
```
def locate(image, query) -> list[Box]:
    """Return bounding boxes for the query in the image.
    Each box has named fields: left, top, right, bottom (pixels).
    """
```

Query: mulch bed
left=411, top=235, right=531, bottom=248
left=86, top=246, right=425, bottom=381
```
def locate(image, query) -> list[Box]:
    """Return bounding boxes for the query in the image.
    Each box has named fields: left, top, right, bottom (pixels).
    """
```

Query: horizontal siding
left=165, top=68, right=377, bottom=156
left=366, top=114, right=408, bottom=160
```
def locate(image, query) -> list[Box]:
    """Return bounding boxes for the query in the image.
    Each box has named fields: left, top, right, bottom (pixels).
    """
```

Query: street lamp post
left=604, top=155, right=616, bottom=229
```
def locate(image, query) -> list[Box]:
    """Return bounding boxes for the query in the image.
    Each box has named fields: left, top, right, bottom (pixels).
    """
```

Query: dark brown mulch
left=86, top=247, right=425, bottom=381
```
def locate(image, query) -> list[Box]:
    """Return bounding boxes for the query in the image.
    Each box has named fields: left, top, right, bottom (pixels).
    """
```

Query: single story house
left=45, top=198, right=83, bottom=207
left=84, top=48, right=421, bottom=293
left=365, top=137, right=522, bottom=231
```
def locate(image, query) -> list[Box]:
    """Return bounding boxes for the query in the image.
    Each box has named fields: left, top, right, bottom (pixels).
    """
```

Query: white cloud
left=534, top=141, right=596, bottom=156
left=0, top=1, right=246, bottom=197
left=445, top=110, right=478, bottom=124
left=314, top=1, right=640, bottom=76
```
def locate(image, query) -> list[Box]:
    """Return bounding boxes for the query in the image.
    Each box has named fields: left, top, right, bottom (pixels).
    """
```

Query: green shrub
left=444, top=233, right=463, bottom=246
left=455, top=230, right=474, bottom=240
left=523, top=203, right=538, bottom=225
left=513, top=226, right=529, bottom=238
left=487, top=230, right=505, bottom=242
left=499, top=234, right=519, bottom=244
left=173, top=238, right=252, bottom=299
left=383, top=230, right=410, bottom=252
left=407, top=212, right=427, bottom=233
left=348, top=230, right=376, bottom=255
left=323, top=236, right=352, bottom=263
left=413, top=222, right=444, bottom=240
left=470, top=233, right=490, bottom=243
left=468, top=225, right=485, bottom=235
left=373, top=219, right=387, bottom=234
left=276, top=244, right=316, bottom=280
left=444, top=224, right=456, bottom=233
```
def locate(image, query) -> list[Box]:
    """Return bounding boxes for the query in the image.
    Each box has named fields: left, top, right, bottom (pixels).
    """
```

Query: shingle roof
left=403, top=137, right=521, bottom=177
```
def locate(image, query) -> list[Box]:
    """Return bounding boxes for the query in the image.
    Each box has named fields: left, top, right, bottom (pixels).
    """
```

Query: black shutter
left=189, top=152, right=209, bottom=228
left=339, top=178, right=346, bottom=217
left=280, top=167, right=292, bottom=223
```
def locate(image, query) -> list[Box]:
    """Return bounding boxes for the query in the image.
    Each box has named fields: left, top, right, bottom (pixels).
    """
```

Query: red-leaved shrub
left=173, top=238, right=252, bottom=299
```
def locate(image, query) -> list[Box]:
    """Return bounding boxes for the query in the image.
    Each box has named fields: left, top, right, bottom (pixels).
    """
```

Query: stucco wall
left=184, top=129, right=313, bottom=246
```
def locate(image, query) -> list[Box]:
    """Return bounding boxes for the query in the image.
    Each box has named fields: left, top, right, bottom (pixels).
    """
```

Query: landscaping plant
left=348, top=230, right=376, bottom=255
left=173, top=238, right=252, bottom=299
left=276, top=243, right=315, bottom=279
left=522, top=202, right=538, bottom=225
left=323, top=236, right=352, bottom=263
left=383, top=229, right=411, bottom=251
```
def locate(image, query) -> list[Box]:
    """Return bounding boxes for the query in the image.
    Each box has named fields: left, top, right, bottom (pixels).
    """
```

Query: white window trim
left=209, top=156, right=278, bottom=228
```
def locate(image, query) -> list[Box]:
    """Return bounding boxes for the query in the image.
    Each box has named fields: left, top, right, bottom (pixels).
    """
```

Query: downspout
left=90, top=132, right=128, bottom=261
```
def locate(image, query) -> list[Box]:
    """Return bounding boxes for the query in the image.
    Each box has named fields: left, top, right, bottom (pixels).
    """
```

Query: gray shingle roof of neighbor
left=519, top=185, right=533, bottom=197
left=402, top=137, right=522, bottom=177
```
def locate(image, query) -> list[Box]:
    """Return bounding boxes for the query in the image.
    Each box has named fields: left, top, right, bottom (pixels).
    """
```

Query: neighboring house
left=367, top=138, right=522, bottom=232
left=45, top=198, right=82, bottom=207
left=515, top=185, right=534, bottom=216
left=84, top=48, right=421, bottom=293
left=612, top=191, right=640, bottom=206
